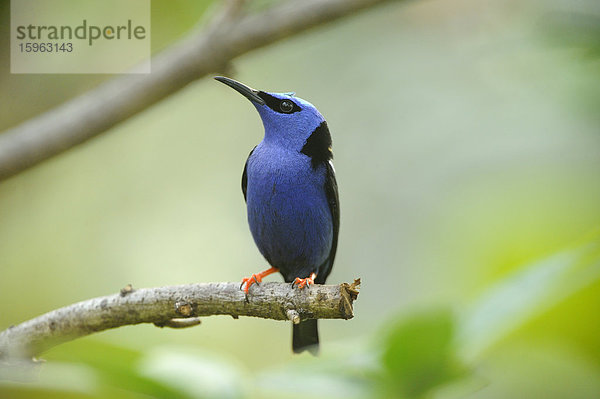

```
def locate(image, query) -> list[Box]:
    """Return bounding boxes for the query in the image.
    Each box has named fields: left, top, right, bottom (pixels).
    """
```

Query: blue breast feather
left=246, top=142, right=333, bottom=282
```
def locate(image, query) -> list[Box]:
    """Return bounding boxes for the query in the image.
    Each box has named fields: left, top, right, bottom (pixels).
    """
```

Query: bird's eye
left=280, top=100, right=294, bottom=113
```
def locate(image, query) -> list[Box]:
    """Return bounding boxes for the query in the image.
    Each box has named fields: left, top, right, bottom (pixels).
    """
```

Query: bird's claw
left=291, top=273, right=316, bottom=290
left=240, top=274, right=263, bottom=294
left=240, top=267, right=279, bottom=295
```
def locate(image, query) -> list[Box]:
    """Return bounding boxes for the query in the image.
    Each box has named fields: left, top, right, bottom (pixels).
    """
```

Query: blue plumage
left=246, top=92, right=334, bottom=282
left=215, top=77, right=339, bottom=354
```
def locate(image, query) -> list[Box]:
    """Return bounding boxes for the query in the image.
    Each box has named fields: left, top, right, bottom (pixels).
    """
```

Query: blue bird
left=215, top=76, right=339, bottom=354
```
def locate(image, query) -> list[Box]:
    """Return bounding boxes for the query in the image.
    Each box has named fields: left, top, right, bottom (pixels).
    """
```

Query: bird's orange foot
left=240, top=274, right=262, bottom=294
left=292, top=272, right=317, bottom=290
left=240, top=267, right=279, bottom=294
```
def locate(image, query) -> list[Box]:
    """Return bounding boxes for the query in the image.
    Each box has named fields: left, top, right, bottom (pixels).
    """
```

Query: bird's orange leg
left=240, top=267, right=279, bottom=294
left=292, top=272, right=317, bottom=290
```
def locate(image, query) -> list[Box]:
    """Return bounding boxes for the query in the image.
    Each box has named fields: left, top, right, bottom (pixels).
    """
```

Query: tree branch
left=0, top=0, right=395, bottom=181
left=0, top=280, right=360, bottom=359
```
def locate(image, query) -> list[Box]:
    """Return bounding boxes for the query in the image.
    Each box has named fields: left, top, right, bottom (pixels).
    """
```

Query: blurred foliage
left=537, top=0, right=600, bottom=122
left=379, top=311, right=467, bottom=398
left=541, top=0, right=600, bottom=59
left=2, top=232, right=599, bottom=398
left=2, top=0, right=600, bottom=397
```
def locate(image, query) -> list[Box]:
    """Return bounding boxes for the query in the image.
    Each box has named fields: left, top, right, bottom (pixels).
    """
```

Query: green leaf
left=380, top=310, right=467, bottom=399
left=43, top=339, right=191, bottom=398
left=457, top=232, right=600, bottom=360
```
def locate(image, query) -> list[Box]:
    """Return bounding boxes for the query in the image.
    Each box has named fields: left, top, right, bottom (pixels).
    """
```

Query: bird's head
left=215, top=76, right=326, bottom=152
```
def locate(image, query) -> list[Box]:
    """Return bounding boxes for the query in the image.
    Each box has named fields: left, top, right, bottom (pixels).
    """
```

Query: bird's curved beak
left=214, top=76, right=266, bottom=105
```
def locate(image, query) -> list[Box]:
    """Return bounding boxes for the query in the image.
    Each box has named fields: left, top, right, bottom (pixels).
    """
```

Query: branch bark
left=0, top=280, right=360, bottom=359
left=0, top=0, right=395, bottom=181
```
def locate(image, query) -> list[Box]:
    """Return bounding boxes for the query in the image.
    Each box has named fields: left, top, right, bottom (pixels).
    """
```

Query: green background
left=1, top=0, right=599, bottom=397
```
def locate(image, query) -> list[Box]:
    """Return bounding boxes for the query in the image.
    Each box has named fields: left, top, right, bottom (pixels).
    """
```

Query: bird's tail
left=292, top=319, right=319, bottom=355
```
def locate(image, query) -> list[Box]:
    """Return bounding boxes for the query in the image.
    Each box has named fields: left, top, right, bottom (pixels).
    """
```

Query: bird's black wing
left=241, top=147, right=256, bottom=203
left=316, top=160, right=339, bottom=284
